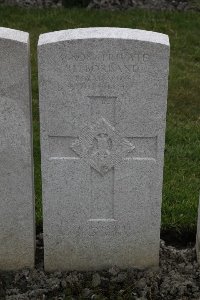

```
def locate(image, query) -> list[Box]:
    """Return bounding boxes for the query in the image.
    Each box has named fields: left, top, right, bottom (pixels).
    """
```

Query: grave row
left=0, top=27, right=197, bottom=271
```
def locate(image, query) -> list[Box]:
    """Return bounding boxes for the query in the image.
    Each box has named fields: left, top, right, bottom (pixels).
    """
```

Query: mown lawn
left=0, top=6, right=199, bottom=233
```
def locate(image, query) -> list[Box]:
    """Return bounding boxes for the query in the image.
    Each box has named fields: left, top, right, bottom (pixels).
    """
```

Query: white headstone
left=38, top=28, right=170, bottom=271
left=0, top=28, right=35, bottom=270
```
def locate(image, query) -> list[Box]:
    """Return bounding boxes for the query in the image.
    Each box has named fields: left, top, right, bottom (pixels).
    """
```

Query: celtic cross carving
left=70, top=117, right=135, bottom=175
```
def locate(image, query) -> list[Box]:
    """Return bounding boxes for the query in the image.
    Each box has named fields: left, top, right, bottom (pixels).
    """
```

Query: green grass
left=0, top=6, right=199, bottom=233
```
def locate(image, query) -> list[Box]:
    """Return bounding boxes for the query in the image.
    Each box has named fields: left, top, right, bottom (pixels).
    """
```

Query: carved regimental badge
left=71, top=118, right=135, bottom=175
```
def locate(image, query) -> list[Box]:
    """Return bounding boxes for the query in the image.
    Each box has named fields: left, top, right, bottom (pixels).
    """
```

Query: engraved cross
left=48, top=96, right=157, bottom=220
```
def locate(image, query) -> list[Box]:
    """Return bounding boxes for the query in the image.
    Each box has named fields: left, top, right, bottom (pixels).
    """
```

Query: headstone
left=0, top=28, right=35, bottom=270
left=38, top=28, right=170, bottom=271
left=196, top=194, right=200, bottom=262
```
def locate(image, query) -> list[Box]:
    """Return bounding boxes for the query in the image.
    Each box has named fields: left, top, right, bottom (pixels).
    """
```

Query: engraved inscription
left=61, top=51, right=149, bottom=90
left=65, top=52, right=149, bottom=74
left=65, top=63, right=139, bottom=74
left=64, top=74, right=136, bottom=90
left=66, top=52, right=149, bottom=63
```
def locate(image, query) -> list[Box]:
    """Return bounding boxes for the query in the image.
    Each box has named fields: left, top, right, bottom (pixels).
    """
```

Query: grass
left=0, top=6, right=199, bottom=233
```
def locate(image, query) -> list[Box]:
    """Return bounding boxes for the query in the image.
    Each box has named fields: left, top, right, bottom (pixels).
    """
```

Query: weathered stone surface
left=0, top=28, right=35, bottom=270
left=38, top=27, right=170, bottom=271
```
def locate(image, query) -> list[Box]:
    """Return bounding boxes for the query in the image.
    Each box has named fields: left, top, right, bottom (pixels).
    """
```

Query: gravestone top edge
left=38, top=27, right=169, bottom=47
left=0, top=27, right=29, bottom=43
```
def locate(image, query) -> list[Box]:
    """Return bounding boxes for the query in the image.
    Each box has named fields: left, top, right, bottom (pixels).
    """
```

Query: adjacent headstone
left=196, top=194, right=200, bottom=262
left=0, top=28, right=35, bottom=270
left=38, top=28, right=170, bottom=271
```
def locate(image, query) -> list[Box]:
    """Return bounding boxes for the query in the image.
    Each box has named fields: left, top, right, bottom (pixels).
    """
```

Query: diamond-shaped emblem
left=71, top=118, right=135, bottom=175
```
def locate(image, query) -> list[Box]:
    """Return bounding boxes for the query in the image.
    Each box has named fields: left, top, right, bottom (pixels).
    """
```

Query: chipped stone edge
left=0, top=27, right=29, bottom=44
left=38, top=27, right=169, bottom=47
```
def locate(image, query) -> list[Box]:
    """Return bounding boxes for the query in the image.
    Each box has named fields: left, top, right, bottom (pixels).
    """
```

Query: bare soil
left=0, top=231, right=200, bottom=300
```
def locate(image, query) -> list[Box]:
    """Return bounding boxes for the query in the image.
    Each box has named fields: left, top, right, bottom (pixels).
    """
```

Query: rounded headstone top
left=0, top=27, right=29, bottom=43
left=38, top=27, right=169, bottom=47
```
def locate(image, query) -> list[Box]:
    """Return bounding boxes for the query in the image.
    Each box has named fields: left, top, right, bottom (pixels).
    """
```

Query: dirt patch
left=87, top=0, right=200, bottom=12
left=0, top=232, right=200, bottom=299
